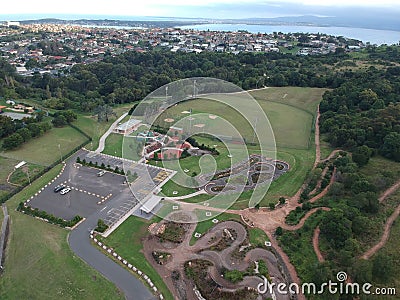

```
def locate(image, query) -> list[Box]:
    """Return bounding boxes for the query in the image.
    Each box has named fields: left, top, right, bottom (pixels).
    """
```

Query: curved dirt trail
left=379, top=180, right=400, bottom=203
left=361, top=180, right=400, bottom=259
left=313, top=226, right=324, bottom=262
left=281, top=207, right=330, bottom=231
left=166, top=112, right=340, bottom=299
left=313, top=106, right=321, bottom=169
left=361, top=203, right=400, bottom=260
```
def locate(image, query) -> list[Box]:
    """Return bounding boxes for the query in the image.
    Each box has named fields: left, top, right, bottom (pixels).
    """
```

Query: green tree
left=372, top=252, right=394, bottom=282
left=52, top=115, right=67, bottom=127
left=0, top=115, right=15, bottom=138
left=352, top=145, right=372, bottom=167
left=93, top=104, right=116, bottom=122
left=16, top=127, right=32, bottom=142
left=2, top=133, right=24, bottom=150
left=381, top=132, right=400, bottom=162
left=320, top=209, right=352, bottom=249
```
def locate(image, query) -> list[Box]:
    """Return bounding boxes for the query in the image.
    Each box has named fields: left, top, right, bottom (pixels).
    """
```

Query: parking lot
left=28, top=149, right=174, bottom=227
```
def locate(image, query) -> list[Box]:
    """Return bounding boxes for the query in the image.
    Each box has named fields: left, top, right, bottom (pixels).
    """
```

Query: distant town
left=1, top=20, right=364, bottom=76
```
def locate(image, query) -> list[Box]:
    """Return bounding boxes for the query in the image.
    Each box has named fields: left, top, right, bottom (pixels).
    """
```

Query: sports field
left=153, top=87, right=324, bottom=149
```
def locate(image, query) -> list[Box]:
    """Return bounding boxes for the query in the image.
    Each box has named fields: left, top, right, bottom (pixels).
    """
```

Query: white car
left=60, top=187, right=71, bottom=195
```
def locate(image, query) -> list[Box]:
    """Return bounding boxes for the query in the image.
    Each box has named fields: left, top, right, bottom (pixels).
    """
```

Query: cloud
left=1, top=0, right=399, bottom=17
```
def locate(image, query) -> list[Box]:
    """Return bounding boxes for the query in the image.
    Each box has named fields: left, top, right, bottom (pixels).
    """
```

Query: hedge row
left=17, top=202, right=83, bottom=228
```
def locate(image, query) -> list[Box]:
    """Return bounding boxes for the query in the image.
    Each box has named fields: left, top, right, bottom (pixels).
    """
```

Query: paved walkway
left=95, top=112, right=128, bottom=153
left=164, top=189, right=207, bottom=200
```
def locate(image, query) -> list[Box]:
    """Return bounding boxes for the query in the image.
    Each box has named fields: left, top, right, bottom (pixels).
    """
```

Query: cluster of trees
left=1, top=44, right=399, bottom=163
left=52, top=110, right=77, bottom=127
left=320, top=66, right=400, bottom=161
left=1, top=114, right=51, bottom=150
left=185, top=136, right=219, bottom=155
left=1, top=51, right=350, bottom=112
left=316, top=154, right=395, bottom=277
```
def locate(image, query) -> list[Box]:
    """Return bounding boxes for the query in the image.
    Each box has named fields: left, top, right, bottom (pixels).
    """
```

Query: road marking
left=100, top=206, right=108, bottom=212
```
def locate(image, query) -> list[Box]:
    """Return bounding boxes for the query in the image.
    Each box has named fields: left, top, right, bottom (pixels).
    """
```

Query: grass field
left=153, top=90, right=317, bottom=149
left=250, top=87, right=326, bottom=114
left=0, top=155, right=20, bottom=197
left=103, top=133, right=123, bottom=157
left=98, top=216, right=174, bottom=300
left=8, top=163, right=45, bottom=186
left=0, top=125, right=88, bottom=166
left=73, top=115, right=112, bottom=151
left=181, top=147, right=315, bottom=209
left=0, top=164, right=124, bottom=300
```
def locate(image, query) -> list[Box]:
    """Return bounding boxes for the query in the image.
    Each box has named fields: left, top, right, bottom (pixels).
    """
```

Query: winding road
left=68, top=206, right=156, bottom=300
left=95, top=112, right=128, bottom=153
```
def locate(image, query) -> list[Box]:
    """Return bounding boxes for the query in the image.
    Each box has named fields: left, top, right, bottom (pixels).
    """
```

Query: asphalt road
left=56, top=150, right=158, bottom=300
left=95, top=112, right=128, bottom=153
left=68, top=213, right=156, bottom=300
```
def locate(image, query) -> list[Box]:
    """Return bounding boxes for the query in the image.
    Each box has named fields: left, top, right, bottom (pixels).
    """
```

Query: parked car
left=97, top=170, right=106, bottom=177
left=60, top=187, right=71, bottom=195
left=54, top=184, right=65, bottom=193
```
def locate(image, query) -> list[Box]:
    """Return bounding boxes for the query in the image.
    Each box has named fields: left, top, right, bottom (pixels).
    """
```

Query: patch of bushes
left=224, top=269, right=244, bottom=283
left=95, top=219, right=108, bottom=233
left=17, top=202, right=82, bottom=228
left=158, top=222, right=187, bottom=243
left=76, top=157, right=125, bottom=175
left=186, top=136, right=219, bottom=155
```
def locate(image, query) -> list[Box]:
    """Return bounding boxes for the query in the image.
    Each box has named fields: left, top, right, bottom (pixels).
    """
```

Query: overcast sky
left=2, top=0, right=400, bottom=18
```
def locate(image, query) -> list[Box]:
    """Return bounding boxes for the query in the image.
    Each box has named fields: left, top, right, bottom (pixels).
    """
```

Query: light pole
left=193, top=80, right=196, bottom=98
left=256, top=73, right=267, bottom=89
left=58, top=144, right=63, bottom=163
left=24, top=166, right=31, bottom=185
left=19, top=165, right=31, bottom=185
left=252, top=117, right=259, bottom=145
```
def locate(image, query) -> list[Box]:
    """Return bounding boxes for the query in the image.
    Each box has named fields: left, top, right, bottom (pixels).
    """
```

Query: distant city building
left=5, top=21, right=20, bottom=27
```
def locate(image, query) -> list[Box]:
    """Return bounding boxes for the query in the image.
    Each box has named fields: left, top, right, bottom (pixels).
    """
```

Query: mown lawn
left=250, top=86, right=326, bottom=114
left=0, top=164, right=124, bottom=300
left=98, top=216, right=174, bottom=300
left=0, top=125, right=88, bottom=166
left=102, top=133, right=123, bottom=157
left=73, top=115, right=112, bottom=151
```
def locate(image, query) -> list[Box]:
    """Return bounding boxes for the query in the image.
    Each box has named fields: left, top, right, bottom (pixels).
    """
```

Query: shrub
left=95, top=219, right=108, bottom=233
